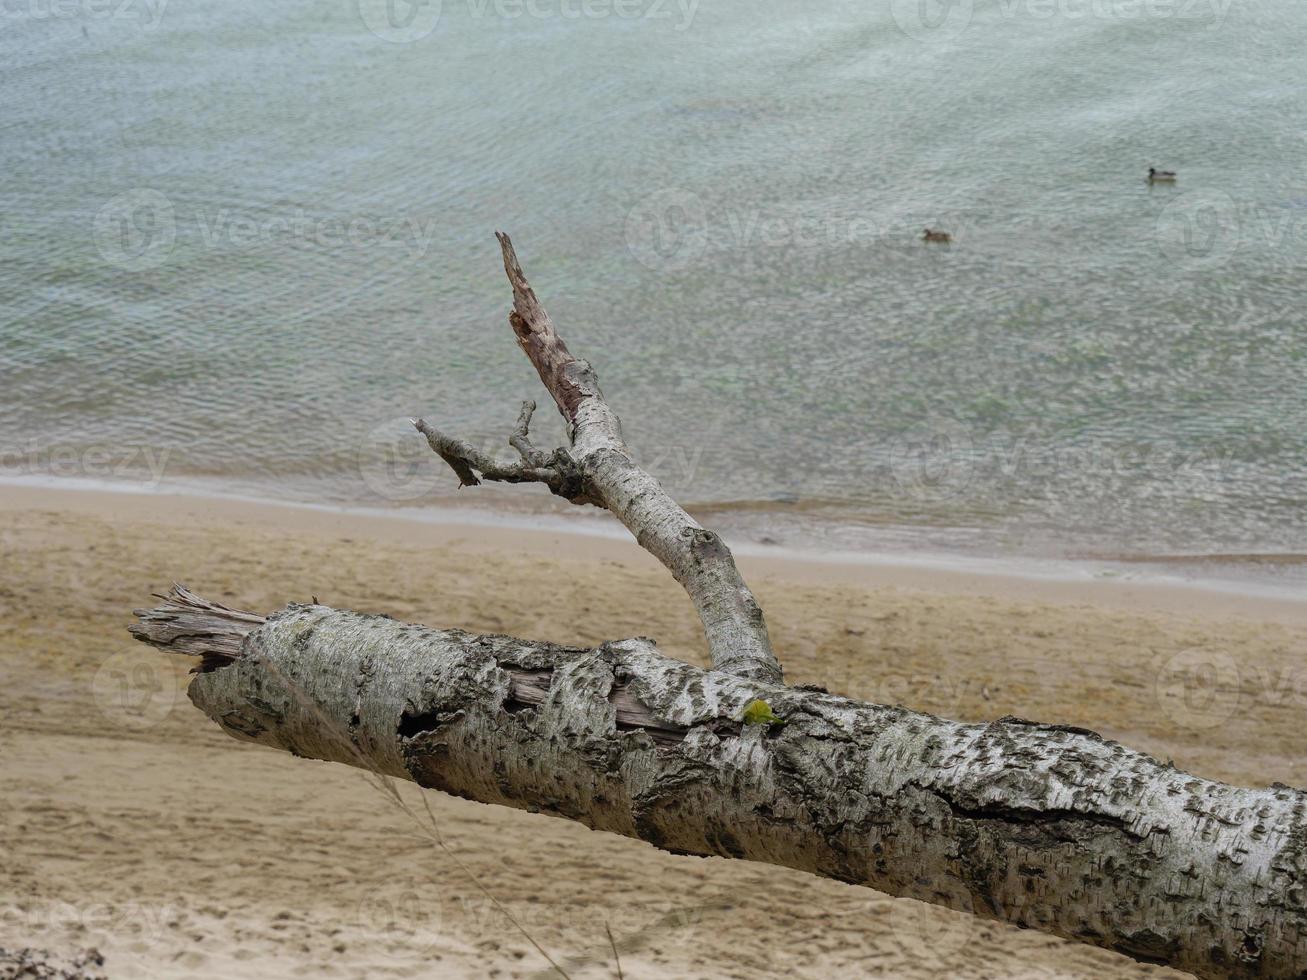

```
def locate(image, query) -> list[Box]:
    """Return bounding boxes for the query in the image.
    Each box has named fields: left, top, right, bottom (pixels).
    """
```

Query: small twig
left=510, top=400, right=550, bottom=468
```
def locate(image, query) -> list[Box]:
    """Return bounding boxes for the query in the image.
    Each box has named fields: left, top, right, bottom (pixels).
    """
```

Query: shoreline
left=3, top=474, right=1306, bottom=625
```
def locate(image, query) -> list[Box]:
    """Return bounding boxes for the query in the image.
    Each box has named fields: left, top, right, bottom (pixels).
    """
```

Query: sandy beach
left=2, top=483, right=1304, bottom=979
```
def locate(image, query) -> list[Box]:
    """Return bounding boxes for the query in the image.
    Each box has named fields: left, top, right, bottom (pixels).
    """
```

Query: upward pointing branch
left=413, top=234, right=782, bottom=685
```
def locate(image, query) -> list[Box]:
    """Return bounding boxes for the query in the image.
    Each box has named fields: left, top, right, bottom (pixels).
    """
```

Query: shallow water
left=2, top=0, right=1304, bottom=584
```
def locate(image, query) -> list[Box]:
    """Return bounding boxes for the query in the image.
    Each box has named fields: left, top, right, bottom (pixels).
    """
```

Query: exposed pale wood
left=128, top=585, right=266, bottom=673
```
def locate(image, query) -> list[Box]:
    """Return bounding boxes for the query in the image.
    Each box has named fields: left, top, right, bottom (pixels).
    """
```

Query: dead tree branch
left=413, top=233, right=781, bottom=685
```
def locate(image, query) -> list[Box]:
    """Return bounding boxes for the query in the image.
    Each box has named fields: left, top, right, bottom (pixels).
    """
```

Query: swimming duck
left=922, top=228, right=952, bottom=243
left=1148, top=167, right=1177, bottom=182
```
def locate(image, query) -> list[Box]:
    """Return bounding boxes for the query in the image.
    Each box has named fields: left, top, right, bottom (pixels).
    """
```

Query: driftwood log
left=131, top=235, right=1307, bottom=979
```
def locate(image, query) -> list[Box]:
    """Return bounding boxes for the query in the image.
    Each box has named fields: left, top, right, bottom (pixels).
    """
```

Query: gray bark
left=131, top=588, right=1307, bottom=980
left=413, top=233, right=781, bottom=685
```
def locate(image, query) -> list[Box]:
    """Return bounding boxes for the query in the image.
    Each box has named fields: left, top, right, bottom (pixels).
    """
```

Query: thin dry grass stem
left=605, top=922, right=624, bottom=980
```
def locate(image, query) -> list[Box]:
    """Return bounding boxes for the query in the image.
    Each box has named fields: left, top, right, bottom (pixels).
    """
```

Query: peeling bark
left=132, top=589, right=1307, bottom=980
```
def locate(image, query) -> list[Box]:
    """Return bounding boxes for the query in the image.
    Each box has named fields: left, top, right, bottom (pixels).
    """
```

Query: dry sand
left=2, top=484, right=1305, bottom=979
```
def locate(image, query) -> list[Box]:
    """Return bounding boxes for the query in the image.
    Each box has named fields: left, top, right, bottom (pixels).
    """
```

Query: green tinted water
left=1, top=0, right=1304, bottom=582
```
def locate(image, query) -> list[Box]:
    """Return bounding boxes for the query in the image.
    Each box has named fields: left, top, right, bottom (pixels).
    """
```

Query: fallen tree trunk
left=132, top=588, right=1307, bottom=980
left=127, top=235, right=1307, bottom=978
